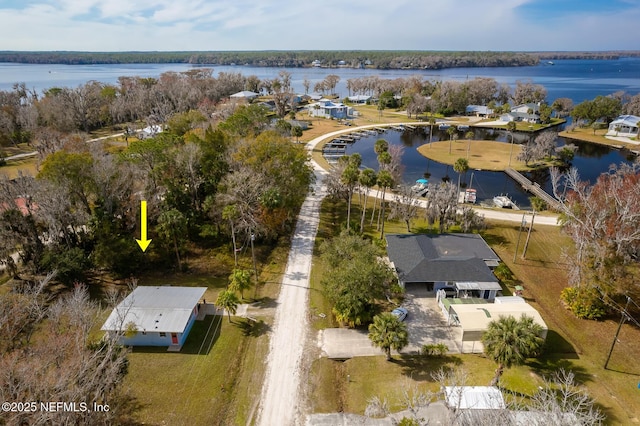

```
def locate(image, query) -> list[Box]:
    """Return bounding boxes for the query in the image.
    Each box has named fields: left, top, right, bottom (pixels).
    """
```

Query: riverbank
left=559, top=127, right=640, bottom=151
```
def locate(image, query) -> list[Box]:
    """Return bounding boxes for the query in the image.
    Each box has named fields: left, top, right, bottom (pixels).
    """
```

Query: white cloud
left=0, top=0, right=638, bottom=51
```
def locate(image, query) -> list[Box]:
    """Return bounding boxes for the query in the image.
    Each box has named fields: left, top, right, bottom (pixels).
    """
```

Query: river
left=1, top=58, right=638, bottom=208
left=1, top=58, right=640, bottom=103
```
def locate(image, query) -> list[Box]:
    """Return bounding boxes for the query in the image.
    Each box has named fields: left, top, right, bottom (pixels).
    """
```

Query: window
left=159, top=332, right=166, bottom=337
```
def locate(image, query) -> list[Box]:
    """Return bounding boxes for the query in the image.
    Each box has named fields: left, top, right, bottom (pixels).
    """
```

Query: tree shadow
left=481, top=233, right=509, bottom=247
left=247, top=296, right=278, bottom=309
left=390, top=354, right=463, bottom=381
left=235, top=317, right=271, bottom=337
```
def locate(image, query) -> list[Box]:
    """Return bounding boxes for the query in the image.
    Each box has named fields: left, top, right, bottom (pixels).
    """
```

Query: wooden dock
left=504, top=168, right=560, bottom=210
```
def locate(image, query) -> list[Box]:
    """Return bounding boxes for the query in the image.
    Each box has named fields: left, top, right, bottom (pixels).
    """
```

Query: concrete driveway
left=402, top=284, right=462, bottom=354
left=318, top=284, right=462, bottom=359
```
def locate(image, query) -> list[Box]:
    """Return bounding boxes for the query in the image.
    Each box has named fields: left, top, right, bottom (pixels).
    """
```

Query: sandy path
left=255, top=164, right=327, bottom=426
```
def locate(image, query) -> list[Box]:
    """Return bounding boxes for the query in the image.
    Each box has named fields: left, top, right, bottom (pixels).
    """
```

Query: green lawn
left=123, top=315, right=263, bottom=425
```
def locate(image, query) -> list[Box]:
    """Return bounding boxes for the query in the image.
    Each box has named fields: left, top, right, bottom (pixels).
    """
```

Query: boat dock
left=504, top=168, right=560, bottom=210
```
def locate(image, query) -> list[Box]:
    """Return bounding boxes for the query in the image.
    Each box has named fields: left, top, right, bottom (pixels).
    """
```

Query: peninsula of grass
left=418, top=139, right=545, bottom=171
left=560, top=126, right=640, bottom=150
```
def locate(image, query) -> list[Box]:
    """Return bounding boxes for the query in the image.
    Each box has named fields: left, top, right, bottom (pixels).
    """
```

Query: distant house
left=511, top=103, right=540, bottom=115
left=102, top=286, right=207, bottom=350
left=499, top=112, right=541, bottom=124
left=606, top=114, right=640, bottom=137
left=286, top=119, right=310, bottom=130
left=137, top=125, right=162, bottom=139
left=466, top=105, right=494, bottom=117
left=347, top=95, right=371, bottom=104
left=308, top=100, right=351, bottom=119
left=230, top=90, right=259, bottom=101
left=385, top=233, right=502, bottom=300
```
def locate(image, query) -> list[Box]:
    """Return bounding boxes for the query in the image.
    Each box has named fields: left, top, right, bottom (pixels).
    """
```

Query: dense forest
left=1, top=50, right=638, bottom=69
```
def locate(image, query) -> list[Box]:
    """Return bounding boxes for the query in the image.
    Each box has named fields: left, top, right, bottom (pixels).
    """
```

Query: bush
left=560, top=286, right=608, bottom=320
left=421, top=343, right=448, bottom=356
left=494, top=263, right=514, bottom=283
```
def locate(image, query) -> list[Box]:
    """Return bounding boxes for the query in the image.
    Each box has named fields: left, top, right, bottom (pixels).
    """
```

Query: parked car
left=391, top=307, right=408, bottom=321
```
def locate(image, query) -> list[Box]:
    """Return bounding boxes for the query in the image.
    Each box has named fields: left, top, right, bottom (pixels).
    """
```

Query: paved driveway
left=319, top=284, right=462, bottom=358
left=402, top=284, right=462, bottom=354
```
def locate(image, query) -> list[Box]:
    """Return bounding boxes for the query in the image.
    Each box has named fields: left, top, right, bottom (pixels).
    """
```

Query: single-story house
left=446, top=302, right=548, bottom=352
left=102, top=286, right=207, bottom=350
left=466, top=105, right=494, bottom=117
left=308, top=100, right=351, bottom=119
left=606, top=114, right=640, bottom=137
left=230, top=90, right=259, bottom=101
left=385, top=233, right=502, bottom=300
left=445, top=386, right=506, bottom=410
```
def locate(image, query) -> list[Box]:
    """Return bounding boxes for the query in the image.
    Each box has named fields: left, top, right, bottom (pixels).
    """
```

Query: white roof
left=610, top=114, right=640, bottom=126
left=101, top=286, right=206, bottom=334
left=494, top=296, right=526, bottom=304
left=455, top=281, right=502, bottom=291
left=450, top=302, right=547, bottom=333
left=230, top=90, right=259, bottom=98
left=445, top=386, right=505, bottom=410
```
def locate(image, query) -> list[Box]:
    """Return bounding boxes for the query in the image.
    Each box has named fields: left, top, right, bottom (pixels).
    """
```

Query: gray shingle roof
left=385, top=234, right=500, bottom=284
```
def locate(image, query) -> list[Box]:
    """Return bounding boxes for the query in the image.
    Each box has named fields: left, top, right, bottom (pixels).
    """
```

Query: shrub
left=421, top=343, right=448, bottom=356
left=560, top=286, right=607, bottom=320
left=494, top=263, right=514, bottom=283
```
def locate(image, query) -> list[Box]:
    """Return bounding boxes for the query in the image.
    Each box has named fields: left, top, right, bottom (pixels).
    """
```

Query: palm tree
left=453, top=158, right=469, bottom=194
left=447, top=126, right=456, bottom=154
left=374, top=139, right=389, bottom=156
left=216, top=289, right=240, bottom=323
left=428, top=116, right=436, bottom=145
left=359, top=168, right=377, bottom=232
left=341, top=164, right=360, bottom=231
left=464, top=130, right=474, bottom=159
left=506, top=121, right=517, bottom=167
left=482, top=315, right=544, bottom=386
left=228, top=268, right=252, bottom=300
left=377, top=170, right=394, bottom=239
left=368, top=313, right=409, bottom=361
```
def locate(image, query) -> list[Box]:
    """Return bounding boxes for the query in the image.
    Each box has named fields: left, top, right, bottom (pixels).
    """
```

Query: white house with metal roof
left=102, top=286, right=207, bottom=349
left=606, top=114, right=640, bottom=137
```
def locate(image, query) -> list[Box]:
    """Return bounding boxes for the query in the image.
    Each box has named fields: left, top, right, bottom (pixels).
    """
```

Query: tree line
left=0, top=50, right=542, bottom=69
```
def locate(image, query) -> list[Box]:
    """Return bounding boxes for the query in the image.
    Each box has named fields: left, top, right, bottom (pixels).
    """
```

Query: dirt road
left=255, top=166, right=327, bottom=426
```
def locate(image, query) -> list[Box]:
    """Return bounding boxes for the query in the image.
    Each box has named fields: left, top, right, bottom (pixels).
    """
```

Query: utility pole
left=604, top=296, right=631, bottom=369
left=513, top=213, right=527, bottom=263
left=521, top=211, right=536, bottom=259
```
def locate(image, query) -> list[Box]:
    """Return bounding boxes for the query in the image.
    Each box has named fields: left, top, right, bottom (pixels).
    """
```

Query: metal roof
left=445, top=386, right=505, bottom=410
left=101, top=286, right=207, bottom=334
left=449, top=303, right=548, bottom=333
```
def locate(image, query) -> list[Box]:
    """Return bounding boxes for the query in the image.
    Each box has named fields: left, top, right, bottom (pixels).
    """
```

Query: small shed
left=102, top=286, right=207, bottom=350
left=445, top=386, right=505, bottom=410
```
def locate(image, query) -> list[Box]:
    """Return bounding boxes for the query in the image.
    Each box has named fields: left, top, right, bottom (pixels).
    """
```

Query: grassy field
left=560, top=126, right=640, bottom=150
left=417, top=139, right=529, bottom=171
left=307, top=193, right=640, bottom=424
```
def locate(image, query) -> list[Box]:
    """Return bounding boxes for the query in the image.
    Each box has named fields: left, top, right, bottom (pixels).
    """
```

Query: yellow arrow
left=136, top=200, right=152, bottom=252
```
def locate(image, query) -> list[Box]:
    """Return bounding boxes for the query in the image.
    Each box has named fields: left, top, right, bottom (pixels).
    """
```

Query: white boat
left=411, top=178, right=429, bottom=196
left=438, top=123, right=451, bottom=130
left=457, top=124, right=470, bottom=131
left=493, top=195, right=517, bottom=209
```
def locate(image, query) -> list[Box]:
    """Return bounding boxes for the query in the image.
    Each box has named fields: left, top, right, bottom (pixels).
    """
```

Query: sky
left=0, top=0, right=638, bottom=52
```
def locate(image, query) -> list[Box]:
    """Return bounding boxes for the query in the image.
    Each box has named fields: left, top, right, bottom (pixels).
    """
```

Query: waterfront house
left=230, top=90, right=259, bottom=101
left=465, top=105, right=494, bottom=118
left=308, top=100, right=351, bottom=119
left=606, top=115, right=640, bottom=137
